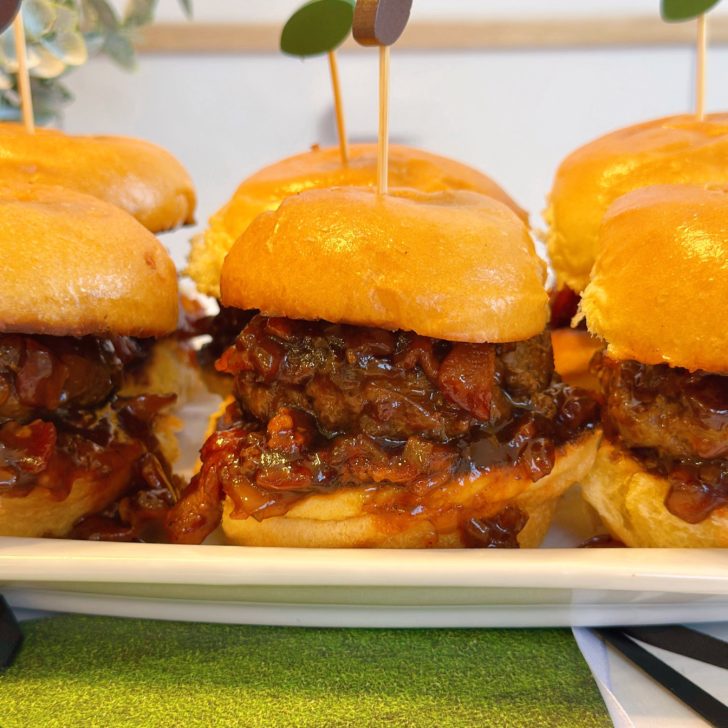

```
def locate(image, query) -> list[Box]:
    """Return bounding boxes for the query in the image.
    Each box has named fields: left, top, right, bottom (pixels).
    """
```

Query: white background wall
left=61, top=4, right=728, bottom=269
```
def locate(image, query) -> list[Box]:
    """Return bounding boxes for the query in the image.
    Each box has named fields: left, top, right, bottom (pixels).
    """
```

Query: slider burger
left=0, top=123, right=196, bottom=232
left=186, top=144, right=528, bottom=393
left=166, top=187, right=600, bottom=548
left=580, top=184, right=728, bottom=547
left=0, top=184, right=181, bottom=540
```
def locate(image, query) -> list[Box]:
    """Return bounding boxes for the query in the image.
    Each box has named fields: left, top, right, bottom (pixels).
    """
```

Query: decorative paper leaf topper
left=0, top=0, right=22, bottom=35
left=661, top=0, right=722, bottom=21
left=280, top=0, right=355, bottom=57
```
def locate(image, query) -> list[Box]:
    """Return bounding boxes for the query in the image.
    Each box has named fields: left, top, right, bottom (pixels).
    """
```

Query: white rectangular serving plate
left=2, top=376, right=725, bottom=628
left=1, top=539, right=727, bottom=627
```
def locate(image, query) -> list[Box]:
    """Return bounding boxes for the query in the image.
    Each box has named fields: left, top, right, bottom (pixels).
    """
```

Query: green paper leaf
left=281, top=0, right=354, bottom=57
left=661, top=0, right=722, bottom=21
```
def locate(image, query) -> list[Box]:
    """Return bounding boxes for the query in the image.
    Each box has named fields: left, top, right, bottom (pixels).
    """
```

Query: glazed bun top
left=221, top=187, right=547, bottom=343
left=0, top=184, right=179, bottom=338
left=0, top=123, right=196, bottom=233
left=546, top=113, right=728, bottom=292
left=581, top=184, right=728, bottom=373
left=188, top=143, right=527, bottom=298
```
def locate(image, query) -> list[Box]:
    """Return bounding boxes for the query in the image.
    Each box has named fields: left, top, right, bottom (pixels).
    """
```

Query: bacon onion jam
left=0, top=333, right=181, bottom=541
left=166, top=315, right=599, bottom=547
left=592, top=352, right=728, bottom=524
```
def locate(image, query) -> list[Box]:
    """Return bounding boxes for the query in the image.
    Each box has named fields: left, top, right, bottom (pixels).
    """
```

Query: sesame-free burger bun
left=221, top=187, right=548, bottom=344
left=546, top=113, right=728, bottom=292
left=0, top=184, right=179, bottom=337
left=581, top=184, right=728, bottom=374
left=0, top=123, right=196, bottom=233
left=188, top=144, right=527, bottom=297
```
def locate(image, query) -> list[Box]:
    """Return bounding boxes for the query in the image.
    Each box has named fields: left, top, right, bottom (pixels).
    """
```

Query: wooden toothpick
left=327, top=50, right=349, bottom=165
left=377, top=45, right=390, bottom=195
left=12, top=10, right=33, bottom=133
left=280, top=0, right=355, bottom=167
left=696, top=13, right=707, bottom=121
left=352, top=0, right=412, bottom=196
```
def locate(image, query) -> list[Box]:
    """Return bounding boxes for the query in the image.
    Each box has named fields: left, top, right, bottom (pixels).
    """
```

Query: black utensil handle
left=0, top=594, right=23, bottom=670
left=619, top=625, right=728, bottom=671
left=594, top=628, right=728, bottom=728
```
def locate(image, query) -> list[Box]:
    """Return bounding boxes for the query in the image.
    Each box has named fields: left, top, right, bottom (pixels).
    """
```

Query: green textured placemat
left=0, top=616, right=610, bottom=728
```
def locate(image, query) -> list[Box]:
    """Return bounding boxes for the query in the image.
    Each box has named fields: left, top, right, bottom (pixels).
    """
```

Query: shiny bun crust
left=0, top=123, right=195, bottom=233
left=221, top=187, right=547, bottom=343
left=581, top=441, right=728, bottom=548
left=546, top=113, right=728, bottom=292
left=581, top=184, right=728, bottom=373
left=0, top=184, right=179, bottom=337
left=222, top=430, right=600, bottom=548
left=188, top=144, right=526, bottom=298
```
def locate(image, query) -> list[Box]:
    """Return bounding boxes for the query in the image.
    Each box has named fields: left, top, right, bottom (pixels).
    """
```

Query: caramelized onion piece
left=437, top=343, right=495, bottom=420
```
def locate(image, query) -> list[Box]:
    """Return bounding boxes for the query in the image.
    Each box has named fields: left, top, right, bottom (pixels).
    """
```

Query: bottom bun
left=0, top=409, right=179, bottom=539
left=222, top=430, right=600, bottom=548
left=581, top=441, right=728, bottom=548
left=0, top=460, right=135, bottom=538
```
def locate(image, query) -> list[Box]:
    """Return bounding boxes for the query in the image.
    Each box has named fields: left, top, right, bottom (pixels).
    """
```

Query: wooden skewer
left=696, top=13, right=707, bottom=121
left=327, top=50, right=349, bottom=165
left=377, top=44, right=389, bottom=196
left=12, top=10, right=34, bottom=134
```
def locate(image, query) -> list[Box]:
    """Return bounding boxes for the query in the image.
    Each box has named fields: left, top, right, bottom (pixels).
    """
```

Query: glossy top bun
left=546, top=113, right=728, bottom=292
left=188, top=144, right=526, bottom=297
left=0, top=184, right=179, bottom=337
left=581, top=184, right=728, bottom=373
left=221, top=187, right=547, bottom=343
left=0, top=123, right=196, bottom=233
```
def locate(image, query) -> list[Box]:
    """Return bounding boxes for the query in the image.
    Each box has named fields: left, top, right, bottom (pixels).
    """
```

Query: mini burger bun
left=0, top=184, right=179, bottom=338
left=0, top=123, right=195, bottom=233
left=581, top=441, right=728, bottom=548
left=546, top=113, right=728, bottom=292
left=581, top=184, right=728, bottom=373
left=222, top=430, right=600, bottom=548
left=221, top=187, right=548, bottom=344
left=0, top=462, right=134, bottom=538
left=188, top=144, right=527, bottom=298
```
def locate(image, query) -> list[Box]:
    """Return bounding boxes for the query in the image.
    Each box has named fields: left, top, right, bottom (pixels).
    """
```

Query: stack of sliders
left=0, top=184, right=185, bottom=540
left=579, top=185, right=727, bottom=547
left=166, top=186, right=600, bottom=548
left=545, top=113, right=728, bottom=387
